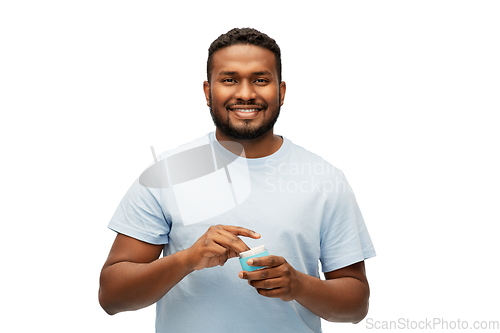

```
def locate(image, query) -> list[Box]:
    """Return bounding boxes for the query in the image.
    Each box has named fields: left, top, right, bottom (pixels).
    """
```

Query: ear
left=203, top=81, right=210, bottom=106
left=279, top=81, right=286, bottom=106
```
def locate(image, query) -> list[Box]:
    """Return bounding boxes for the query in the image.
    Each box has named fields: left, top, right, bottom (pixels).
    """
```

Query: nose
left=234, top=80, right=257, bottom=101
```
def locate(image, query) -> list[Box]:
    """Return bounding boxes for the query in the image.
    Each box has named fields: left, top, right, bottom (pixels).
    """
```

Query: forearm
left=295, top=272, right=370, bottom=323
left=99, top=249, right=193, bottom=315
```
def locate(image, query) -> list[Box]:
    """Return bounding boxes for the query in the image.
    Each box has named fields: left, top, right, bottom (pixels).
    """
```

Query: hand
left=239, top=255, right=303, bottom=302
left=185, top=225, right=260, bottom=271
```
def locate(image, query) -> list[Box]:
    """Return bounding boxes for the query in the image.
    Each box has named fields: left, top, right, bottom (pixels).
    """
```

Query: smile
left=232, top=108, right=260, bottom=113
left=229, top=107, right=263, bottom=120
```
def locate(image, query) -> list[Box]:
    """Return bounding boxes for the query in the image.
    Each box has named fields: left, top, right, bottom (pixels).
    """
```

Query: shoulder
left=283, top=137, right=344, bottom=178
left=156, top=132, right=212, bottom=161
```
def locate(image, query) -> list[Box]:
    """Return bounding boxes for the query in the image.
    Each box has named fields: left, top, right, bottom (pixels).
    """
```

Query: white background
left=1, top=1, right=499, bottom=332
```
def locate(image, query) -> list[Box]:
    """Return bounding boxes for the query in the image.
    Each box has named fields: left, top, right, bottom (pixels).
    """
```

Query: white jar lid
left=239, top=245, right=266, bottom=259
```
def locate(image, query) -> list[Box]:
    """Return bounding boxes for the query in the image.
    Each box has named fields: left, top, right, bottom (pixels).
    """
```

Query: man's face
left=204, top=44, right=286, bottom=141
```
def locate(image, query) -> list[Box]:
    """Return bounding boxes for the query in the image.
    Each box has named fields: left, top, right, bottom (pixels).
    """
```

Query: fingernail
left=247, top=259, right=254, bottom=265
left=239, top=272, right=244, bottom=279
left=254, top=232, right=261, bottom=237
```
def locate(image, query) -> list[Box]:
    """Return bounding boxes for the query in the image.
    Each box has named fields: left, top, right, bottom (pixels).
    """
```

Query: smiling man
left=99, top=28, right=376, bottom=332
left=205, top=43, right=285, bottom=148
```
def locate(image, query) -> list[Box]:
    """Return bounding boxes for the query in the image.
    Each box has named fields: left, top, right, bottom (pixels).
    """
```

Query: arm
left=99, top=225, right=260, bottom=315
left=98, top=234, right=187, bottom=315
left=239, top=258, right=370, bottom=323
left=296, top=261, right=370, bottom=323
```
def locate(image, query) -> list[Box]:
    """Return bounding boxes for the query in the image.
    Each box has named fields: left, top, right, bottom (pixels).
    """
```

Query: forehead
left=211, top=44, right=277, bottom=77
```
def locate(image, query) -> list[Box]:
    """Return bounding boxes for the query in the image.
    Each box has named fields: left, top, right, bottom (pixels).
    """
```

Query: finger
left=206, top=232, right=249, bottom=254
left=206, top=256, right=223, bottom=268
left=218, top=225, right=261, bottom=239
left=256, top=287, right=286, bottom=299
left=211, top=227, right=254, bottom=253
left=218, top=250, right=229, bottom=266
left=247, top=255, right=285, bottom=268
left=249, top=277, right=284, bottom=289
left=227, top=249, right=239, bottom=259
left=202, top=242, right=229, bottom=257
left=240, top=266, right=282, bottom=281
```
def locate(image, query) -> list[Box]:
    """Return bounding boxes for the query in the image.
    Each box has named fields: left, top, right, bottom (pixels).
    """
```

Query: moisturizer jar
left=239, top=245, right=269, bottom=271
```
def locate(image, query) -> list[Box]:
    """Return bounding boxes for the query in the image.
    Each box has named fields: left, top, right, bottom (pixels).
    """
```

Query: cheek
left=259, top=87, right=280, bottom=103
left=211, top=86, right=234, bottom=104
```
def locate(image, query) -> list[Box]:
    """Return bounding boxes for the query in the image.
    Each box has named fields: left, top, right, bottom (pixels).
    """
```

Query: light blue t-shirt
left=108, top=132, right=376, bottom=333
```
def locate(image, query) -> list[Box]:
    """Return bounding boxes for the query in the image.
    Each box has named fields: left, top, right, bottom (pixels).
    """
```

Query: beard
left=208, top=91, right=281, bottom=140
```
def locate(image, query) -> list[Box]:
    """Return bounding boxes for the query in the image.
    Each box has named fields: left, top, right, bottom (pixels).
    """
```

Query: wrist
left=293, top=271, right=315, bottom=302
left=174, top=248, right=196, bottom=274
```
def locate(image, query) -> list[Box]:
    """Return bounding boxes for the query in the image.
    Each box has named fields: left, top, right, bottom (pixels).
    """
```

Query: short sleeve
left=319, top=171, right=376, bottom=272
left=108, top=177, right=171, bottom=245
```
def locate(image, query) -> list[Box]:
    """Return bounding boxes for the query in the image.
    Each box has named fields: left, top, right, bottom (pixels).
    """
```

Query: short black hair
left=207, top=28, right=282, bottom=83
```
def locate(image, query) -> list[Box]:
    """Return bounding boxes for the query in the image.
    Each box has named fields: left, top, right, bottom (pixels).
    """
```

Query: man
left=99, top=28, right=376, bottom=332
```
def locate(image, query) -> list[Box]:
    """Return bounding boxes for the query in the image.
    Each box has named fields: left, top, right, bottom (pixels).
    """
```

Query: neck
left=215, top=128, right=283, bottom=158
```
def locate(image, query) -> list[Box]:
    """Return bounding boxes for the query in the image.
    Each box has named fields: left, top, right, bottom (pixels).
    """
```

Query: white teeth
left=233, top=109, right=259, bottom=112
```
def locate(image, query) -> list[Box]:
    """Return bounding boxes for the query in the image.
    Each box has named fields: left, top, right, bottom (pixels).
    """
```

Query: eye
left=254, top=78, right=269, bottom=85
left=222, top=78, right=236, bottom=84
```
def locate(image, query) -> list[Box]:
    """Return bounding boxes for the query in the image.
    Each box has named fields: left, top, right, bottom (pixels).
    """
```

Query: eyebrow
left=218, top=71, right=237, bottom=76
left=252, top=71, right=272, bottom=76
left=217, top=70, right=273, bottom=76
